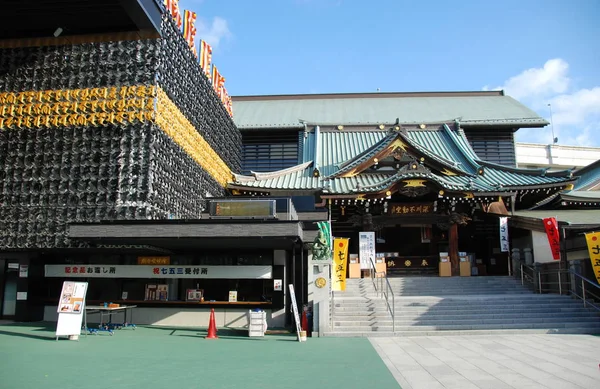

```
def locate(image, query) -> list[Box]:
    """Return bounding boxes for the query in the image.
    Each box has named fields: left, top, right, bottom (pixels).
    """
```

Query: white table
left=83, top=305, right=137, bottom=335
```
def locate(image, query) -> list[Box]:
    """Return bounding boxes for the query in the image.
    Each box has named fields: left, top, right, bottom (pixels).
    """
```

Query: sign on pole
left=288, top=284, right=303, bottom=342
left=55, top=281, right=88, bottom=340
left=499, top=217, right=510, bottom=252
left=359, top=231, right=375, bottom=270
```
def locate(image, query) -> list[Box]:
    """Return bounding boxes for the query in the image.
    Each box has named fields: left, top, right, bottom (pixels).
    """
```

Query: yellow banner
left=585, top=232, right=600, bottom=284
left=332, top=238, right=350, bottom=291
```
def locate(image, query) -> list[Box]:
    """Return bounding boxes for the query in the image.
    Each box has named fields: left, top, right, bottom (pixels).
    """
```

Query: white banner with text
left=45, top=265, right=272, bottom=279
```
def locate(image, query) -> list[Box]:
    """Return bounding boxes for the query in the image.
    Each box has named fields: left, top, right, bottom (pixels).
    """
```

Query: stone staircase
left=325, top=276, right=600, bottom=337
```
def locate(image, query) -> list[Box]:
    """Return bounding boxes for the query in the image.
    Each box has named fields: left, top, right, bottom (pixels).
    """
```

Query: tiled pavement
left=2, top=322, right=600, bottom=389
left=371, top=334, right=600, bottom=389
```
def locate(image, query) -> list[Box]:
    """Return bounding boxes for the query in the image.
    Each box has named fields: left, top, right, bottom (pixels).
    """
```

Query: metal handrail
left=369, top=257, right=395, bottom=332
left=330, top=289, right=334, bottom=330
left=515, top=262, right=600, bottom=313
left=569, top=270, right=600, bottom=313
left=382, top=274, right=395, bottom=332
left=368, top=257, right=379, bottom=295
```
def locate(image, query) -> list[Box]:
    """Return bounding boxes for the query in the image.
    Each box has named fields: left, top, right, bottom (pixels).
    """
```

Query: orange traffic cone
left=205, top=308, right=218, bottom=339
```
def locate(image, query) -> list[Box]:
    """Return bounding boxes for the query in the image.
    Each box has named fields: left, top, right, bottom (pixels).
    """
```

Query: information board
left=55, top=281, right=88, bottom=340
left=359, top=231, right=376, bottom=270
left=288, top=284, right=303, bottom=342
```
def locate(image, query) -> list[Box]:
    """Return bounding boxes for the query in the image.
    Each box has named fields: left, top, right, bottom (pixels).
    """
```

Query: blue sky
left=179, top=0, right=600, bottom=146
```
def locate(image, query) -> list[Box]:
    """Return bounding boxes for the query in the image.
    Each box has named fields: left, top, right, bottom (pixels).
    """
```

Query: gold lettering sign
left=389, top=203, right=434, bottom=215
left=137, top=256, right=171, bottom=266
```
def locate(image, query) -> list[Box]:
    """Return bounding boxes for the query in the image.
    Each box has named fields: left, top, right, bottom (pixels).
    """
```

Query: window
left=242, top=131, right=299, bottom=174
left=464, top=130, right=516, bottom=167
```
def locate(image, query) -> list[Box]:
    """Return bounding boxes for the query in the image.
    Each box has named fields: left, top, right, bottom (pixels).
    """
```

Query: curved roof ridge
left=251, top=160, right=313, bottom=181
left=397, top=129, right=472, bottom=175
left=232, top=173, right=257, bottom=183
left=329, top=131, right=398, bottom=177
left=441, top=123, right=481, bottom=173
left=477, top=160, right=574, bottom=178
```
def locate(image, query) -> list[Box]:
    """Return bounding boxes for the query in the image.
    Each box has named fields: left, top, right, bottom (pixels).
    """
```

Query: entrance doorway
left=1, top=261, right=18, bottom=318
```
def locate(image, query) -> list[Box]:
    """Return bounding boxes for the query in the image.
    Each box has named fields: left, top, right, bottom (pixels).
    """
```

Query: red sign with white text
left=542, top=217, right=561, bottom=260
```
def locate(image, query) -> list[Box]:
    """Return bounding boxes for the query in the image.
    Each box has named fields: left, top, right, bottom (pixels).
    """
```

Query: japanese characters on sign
left=137, top=256, right=171, bottom=265
left=499, top=217, right=510, bottom=252
left=332, top=238, right=350, bottom=291
left=542, top=217, right=561, bottom=260
left=44, top=265, right=272, bottom=279
left=386, top=258, right=432, bottom=268
left=359, top=231, right=376, bottom=270
left=584, top=232, right=600, bottom=284
left=389, top=203, right=434, bottom=215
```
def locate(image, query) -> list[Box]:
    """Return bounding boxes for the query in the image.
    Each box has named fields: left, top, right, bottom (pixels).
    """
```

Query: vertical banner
left=332, top=238, right=349, bottom=291
left=358, top=231, right=376, bottom=270
left=182, top=10, right=197, bottom=56
left=542, top=217, right=561, bottom=260
left=499, top=217, right=510, bottom=252
left=199, top=40, right=212, bottom=78
left=584, top=232, right=600, bottom=284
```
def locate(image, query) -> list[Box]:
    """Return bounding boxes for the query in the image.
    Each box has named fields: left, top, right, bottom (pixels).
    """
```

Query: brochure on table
left=55, top=281, right=88, bottom=338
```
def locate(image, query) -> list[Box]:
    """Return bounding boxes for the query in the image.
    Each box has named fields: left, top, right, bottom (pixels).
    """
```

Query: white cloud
left=195, top=16, right=231, bottom=49
left=485, top=58, right=600, bottom=147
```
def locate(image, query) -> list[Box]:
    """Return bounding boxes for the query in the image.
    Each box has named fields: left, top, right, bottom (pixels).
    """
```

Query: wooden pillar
left=449, top=223, right=459, bottom=276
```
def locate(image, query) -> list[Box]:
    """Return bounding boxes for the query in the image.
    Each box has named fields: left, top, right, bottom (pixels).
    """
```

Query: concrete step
left=333, top=311, right=599, bottom=320
left=330, top=322, right=600, bottom=332
left=333, top=316, right=600, bottom=326
left=322, top=327, right=600, bottom=337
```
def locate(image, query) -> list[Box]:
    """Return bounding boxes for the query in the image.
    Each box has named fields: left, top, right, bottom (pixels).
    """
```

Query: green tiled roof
left=232, top=91, right=549, bottom=129
left=230, top=124, right=575, bottom=195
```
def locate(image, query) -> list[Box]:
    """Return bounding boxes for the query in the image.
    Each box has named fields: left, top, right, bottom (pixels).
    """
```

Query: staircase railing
left=569, top=271, right=600, bottom=313
left=515, top=261, right=600, bottom=313
left=369, top=257, right=395, bottom=332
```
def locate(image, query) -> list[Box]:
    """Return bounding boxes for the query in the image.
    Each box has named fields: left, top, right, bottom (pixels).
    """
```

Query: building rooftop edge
left=232, top=90, right=505, bottom=101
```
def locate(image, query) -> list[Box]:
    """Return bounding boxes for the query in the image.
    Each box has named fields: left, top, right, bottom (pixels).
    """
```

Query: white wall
left=306, top=252, right=331, bottom=337
left=516, top=143, right=600, bottom=169
left=531, top=230, right=558, bottom=263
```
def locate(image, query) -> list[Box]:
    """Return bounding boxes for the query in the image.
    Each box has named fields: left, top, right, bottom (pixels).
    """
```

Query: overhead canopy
left=69, top=220, right=305, bottom=250
left=232, top=91, right=549, bottom=130
left=0, top=0, right=162, bottom=43
left=510, top=210, right=600, bottom=230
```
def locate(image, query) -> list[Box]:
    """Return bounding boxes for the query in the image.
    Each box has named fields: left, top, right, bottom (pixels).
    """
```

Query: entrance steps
left=324, top=276, right=600, bottom=337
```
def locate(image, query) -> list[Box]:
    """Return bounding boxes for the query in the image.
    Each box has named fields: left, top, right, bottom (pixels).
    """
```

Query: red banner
left=542, top=217, right=561, bottom=260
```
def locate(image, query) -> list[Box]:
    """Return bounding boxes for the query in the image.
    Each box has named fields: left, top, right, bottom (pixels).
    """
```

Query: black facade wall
left=148, top=124, right=225, bottom=219
left=0, top=15, right=240, bottom=250
left=157, top=15, right=242, bottom=173
left=0, top=39, right=160, bottom=92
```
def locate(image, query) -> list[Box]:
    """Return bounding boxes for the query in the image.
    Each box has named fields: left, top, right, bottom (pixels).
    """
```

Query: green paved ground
left=0, top=323, right=400, bottom=389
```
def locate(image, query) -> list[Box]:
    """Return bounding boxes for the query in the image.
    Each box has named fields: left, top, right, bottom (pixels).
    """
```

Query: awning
left=69, top=220, right=305, bottom=250
left=510, top=210, right=600, bottom=231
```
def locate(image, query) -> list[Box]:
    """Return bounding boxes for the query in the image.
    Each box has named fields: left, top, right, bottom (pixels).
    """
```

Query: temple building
left=229, top=91, right=586, bottom=277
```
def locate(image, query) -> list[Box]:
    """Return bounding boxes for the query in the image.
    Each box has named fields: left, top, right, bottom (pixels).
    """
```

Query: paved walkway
left=371, top=334, right=600, bottom=389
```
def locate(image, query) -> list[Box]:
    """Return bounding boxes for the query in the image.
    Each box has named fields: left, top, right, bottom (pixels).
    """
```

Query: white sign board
left=499, top=217, right=510, bottom=252
left=55, top=281, right=88, bottom=339
left=273, top=279, right=282, bottom=291
left=288, top=284, right=303, bottom=342
left=19, top=265, right=28, bottom=278
left=45, top=265, right=272, bottom=279
left=358, top=231, right=376, bottom=270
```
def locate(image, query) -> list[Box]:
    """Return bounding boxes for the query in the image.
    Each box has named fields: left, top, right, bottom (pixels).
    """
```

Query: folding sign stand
left=55, top=281, right=88, bottom=341
left=288, top=284, right=304, bottom=342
